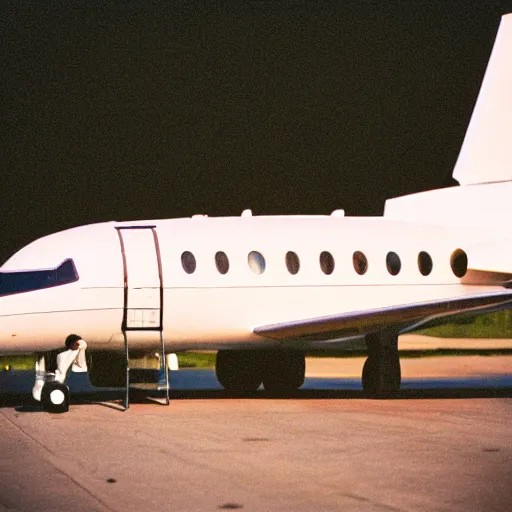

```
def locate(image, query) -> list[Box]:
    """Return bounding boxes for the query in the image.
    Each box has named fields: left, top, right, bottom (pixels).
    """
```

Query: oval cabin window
left=285, top=251, right=300, bottom=275
left=451, top=249, right=468, bottom=278
left=248, top=251, right=266, bottom=274
left=320, top=251, right=335, bottom=275
left=386, top=252, right=401, bottom=276
left=181, top=251, right=196, bottom=274
left=418, top=251, right=433, bottom=276
left=215, top=251, right=229, bottom=275
left=353, top=251, right=368, bottom=275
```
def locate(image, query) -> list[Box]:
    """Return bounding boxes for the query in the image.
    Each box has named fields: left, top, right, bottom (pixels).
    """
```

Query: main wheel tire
left=262, top=350, right=305, bottom=393
left=41, top=381, right=70, bottom=413
left=362, top=354, right=401, bottom=398
left=215, top=350, right=262, bottom=393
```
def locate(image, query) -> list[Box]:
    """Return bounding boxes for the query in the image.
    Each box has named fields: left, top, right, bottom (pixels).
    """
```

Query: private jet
left=1, top=14, right=511, bottom=412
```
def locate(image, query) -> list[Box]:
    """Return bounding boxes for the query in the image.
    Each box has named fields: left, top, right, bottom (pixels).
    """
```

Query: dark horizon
left=1, top=2, right=509, bottom=264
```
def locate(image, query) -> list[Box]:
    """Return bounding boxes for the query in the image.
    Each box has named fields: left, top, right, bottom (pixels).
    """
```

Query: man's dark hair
left=65, top=334, right=82, bottom=349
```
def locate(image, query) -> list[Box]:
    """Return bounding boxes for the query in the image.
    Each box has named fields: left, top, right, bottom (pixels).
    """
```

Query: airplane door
left=116, top=226, right=163, bottom=331
left=115, top=226, right=169, bottom=408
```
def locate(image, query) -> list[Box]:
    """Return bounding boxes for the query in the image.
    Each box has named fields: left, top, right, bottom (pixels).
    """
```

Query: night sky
left=1, top=1, right=510, bottom=264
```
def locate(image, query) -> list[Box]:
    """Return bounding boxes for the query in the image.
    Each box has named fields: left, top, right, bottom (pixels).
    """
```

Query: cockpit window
left=0, top=259, right=79, bottom=297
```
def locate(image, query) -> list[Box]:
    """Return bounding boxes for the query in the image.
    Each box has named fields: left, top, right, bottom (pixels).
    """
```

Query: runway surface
left=0, top=357, right=511, bottom=512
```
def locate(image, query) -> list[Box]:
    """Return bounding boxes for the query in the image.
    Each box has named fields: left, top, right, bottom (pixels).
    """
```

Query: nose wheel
left=32, top=335, right=87, bottom=413
left=41, top=380, right=70, bottom=413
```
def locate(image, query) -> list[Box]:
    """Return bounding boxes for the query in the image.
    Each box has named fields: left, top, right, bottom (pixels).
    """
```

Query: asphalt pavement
left=0, top=356, right=511, bottom=512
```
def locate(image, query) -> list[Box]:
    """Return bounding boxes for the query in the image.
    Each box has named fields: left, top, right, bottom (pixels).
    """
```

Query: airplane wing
left=254, top=290, right=512, bottom=342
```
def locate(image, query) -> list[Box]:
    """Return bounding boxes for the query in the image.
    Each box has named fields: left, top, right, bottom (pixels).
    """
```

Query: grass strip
left=418, top=310, right=512, bottom=338
left=2, top=349, right=511, bottom=371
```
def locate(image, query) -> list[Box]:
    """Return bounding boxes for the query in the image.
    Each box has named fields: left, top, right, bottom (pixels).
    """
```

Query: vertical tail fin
left=452, top=14, right=512, bottom=186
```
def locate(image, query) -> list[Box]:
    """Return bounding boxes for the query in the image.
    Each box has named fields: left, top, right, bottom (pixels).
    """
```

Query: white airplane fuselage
left=0, top=193, right=507, bottom=355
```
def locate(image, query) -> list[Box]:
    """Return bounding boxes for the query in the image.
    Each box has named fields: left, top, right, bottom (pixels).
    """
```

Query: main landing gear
left=362, top=330, right=401, bottom=398
left=32, top=334, right=87, bottom=413
left=215, top=349, right=306, bottom=394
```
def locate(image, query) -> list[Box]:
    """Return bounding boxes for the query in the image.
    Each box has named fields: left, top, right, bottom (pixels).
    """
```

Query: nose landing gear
left=41, top=379, right=70, bottom=414
left=32, top=335, right=87, bottom=413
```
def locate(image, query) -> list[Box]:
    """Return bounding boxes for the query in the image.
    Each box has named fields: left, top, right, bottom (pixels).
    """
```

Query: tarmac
left=0, top=341, right=511, bottom=511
